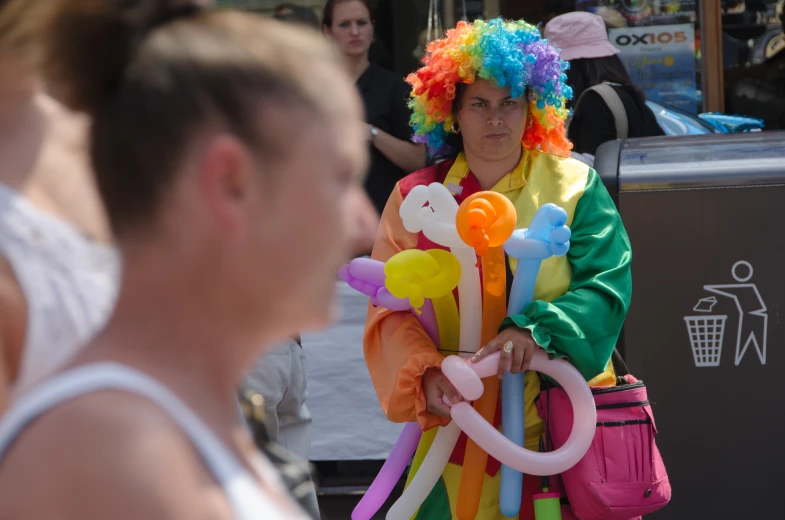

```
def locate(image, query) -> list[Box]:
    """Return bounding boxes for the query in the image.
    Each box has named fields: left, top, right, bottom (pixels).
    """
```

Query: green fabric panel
left=413, top=476, right=452, bottom=520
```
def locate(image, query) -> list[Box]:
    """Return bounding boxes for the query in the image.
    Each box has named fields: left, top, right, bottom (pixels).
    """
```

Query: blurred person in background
left=0, top=0, right=119, bottom=410
left=0, top=1, right=375, bottom=518
left=322, top=0, right=425, bottom=217
left=545, top=12, right=664, bottom=157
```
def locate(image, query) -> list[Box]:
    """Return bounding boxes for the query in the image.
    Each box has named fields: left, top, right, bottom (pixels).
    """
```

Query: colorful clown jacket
left=364, top=148, right=632, bottom=519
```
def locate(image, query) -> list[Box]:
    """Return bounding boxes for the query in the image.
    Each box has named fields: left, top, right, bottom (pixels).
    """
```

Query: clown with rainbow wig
left=364, top=19, right=632, bottom=519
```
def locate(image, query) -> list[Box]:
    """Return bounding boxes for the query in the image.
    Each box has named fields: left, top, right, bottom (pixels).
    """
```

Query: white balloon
left=419, top=184, right=463, bottom=249
left=400, top=184, right=430, bottom=234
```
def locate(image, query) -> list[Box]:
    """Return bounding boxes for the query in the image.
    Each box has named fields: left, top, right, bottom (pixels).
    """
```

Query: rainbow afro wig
left=407, top=18, right=573, bottom=157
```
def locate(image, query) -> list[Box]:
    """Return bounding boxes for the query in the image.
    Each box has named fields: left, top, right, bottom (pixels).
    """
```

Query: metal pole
left=427, top=0, right=434, bottom=42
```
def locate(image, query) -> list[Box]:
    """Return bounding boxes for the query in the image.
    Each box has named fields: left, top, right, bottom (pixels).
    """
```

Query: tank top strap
left=0, top=363, right=243, bottom=485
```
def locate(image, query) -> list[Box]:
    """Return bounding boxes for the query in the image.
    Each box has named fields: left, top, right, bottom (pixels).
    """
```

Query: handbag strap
left=574, top=83, right=629, bottom=140
left=611, top=347, right=631, bottom=377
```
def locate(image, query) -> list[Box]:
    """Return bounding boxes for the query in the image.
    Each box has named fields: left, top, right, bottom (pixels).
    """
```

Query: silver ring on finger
left=502, top=341, right=514, bottom=354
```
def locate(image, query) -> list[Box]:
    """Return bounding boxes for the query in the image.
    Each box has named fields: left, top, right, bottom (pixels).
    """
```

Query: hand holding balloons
left=442, top=350, right=597, bottom=477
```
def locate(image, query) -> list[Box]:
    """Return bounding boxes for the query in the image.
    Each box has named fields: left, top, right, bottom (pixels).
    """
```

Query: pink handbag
left=536, top=352, right=671, bottom=520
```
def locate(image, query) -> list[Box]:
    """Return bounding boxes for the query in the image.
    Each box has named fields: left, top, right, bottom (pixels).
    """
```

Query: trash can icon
left=684, top=314, right=727, bottom=367
left=685, top=296, right=727, bottom=367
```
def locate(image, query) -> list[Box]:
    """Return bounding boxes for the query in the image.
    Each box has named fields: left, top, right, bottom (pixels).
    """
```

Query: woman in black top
left=545, top=12, right=665, bottom=156
left=323, top=0, right=426, bottom=214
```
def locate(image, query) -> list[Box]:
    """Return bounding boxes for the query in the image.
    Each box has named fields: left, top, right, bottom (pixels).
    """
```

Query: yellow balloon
left=385, top=249, right=462, bottom=351
left=384, top=249, right=461, bottom=310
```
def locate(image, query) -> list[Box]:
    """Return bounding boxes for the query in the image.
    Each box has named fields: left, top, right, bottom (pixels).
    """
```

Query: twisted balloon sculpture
left=498, top=203, right=571, bottom=517
left=385, top=249, right=461, bottom=352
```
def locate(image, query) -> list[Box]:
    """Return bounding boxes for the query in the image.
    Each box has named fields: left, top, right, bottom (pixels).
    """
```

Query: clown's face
left=455, top=79, right=529, bottom=164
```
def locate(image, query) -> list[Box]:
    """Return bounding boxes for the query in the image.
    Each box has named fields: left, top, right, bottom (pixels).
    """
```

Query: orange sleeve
left=363, top=184, right=450, bottom=431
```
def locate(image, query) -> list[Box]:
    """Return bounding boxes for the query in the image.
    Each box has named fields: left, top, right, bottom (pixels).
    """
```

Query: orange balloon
left=455, top=192, right=517, bottom=256
left=456, top=244, right=509, bottom=520
left=454, top=191, right=516, bottom=518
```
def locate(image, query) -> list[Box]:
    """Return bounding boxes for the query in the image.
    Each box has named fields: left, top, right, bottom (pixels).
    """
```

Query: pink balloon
left=443, top=351, right=596, bottom=477
left=441, top=355, right=496, bottom=401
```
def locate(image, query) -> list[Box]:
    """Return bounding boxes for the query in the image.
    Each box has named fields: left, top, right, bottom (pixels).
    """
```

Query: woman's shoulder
left=527, top=148, right=593, bottom=177
left=0, top=389, right=233, bottom=519
left=396, top=160, right=454, bottom=198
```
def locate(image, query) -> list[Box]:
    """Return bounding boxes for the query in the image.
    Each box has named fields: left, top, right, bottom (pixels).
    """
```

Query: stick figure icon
left=703, top=261, right=768, bottom=366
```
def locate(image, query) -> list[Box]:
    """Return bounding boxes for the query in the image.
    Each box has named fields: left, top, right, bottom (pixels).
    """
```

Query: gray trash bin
left=594, top=131, right=785, bottom=519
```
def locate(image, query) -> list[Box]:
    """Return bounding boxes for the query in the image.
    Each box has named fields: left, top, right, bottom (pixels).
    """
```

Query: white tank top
left=0, top=182, right=120, bottom=395
left=0, top=363, right=309, bottom=519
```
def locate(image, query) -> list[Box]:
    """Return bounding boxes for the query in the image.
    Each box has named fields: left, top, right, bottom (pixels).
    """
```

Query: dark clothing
left=356, top=63, right=414, bottom=214
left=568, top=84, right=665, bottom=156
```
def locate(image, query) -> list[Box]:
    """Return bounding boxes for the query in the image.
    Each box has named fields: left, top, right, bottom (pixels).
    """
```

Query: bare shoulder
left=0, top=390, right=233, bottom=520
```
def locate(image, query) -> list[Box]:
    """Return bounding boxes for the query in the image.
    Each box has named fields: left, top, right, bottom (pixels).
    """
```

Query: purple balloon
left=348, top=258, right=387, bottom=287
left=412, top=300, right=439, bottom=348
left=348, top=278, right=379, bottom=299
left=375, top=287, right=411, bottom=311
left=351, top=422, right=423, bottom=520
left=338, top=264, right=352, bottom=283
left=339, top=262, right=441, bottom=346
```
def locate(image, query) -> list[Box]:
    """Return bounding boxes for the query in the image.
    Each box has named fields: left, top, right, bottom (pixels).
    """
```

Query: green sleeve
left=500, top=168, right=632, bottom=381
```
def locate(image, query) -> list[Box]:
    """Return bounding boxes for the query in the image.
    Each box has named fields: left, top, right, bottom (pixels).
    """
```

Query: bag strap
left=574, top=83, right=629, bottom=140
left=611, top=348, right=630, bottom=377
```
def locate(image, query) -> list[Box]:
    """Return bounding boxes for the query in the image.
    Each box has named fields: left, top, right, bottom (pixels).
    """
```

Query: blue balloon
left=505, top=204, right=570, bottom=315
left=499, top=203, right=571, bottom=517
left=500, top=372, right=526, bottom=516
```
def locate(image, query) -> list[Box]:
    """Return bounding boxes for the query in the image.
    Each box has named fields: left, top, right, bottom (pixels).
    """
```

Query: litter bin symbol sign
left=685, top=314, right=727, bottom=367
left=684, top=261, right=768, bottom=368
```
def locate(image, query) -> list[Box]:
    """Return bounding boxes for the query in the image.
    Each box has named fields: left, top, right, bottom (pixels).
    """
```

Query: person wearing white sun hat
left=545, top=12, right=664, bottom=157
